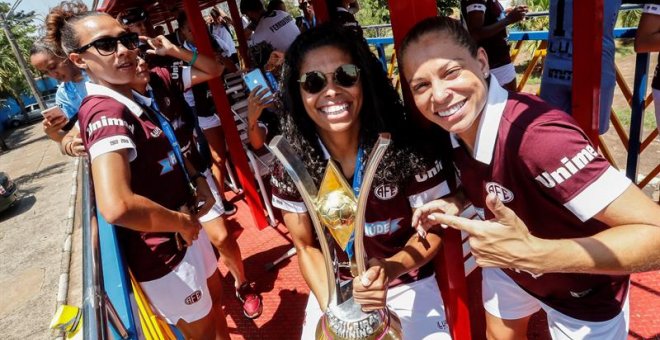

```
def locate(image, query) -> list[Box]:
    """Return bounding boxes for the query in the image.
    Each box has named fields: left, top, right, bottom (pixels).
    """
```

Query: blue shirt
left=55, top=72, right=89, bottom=119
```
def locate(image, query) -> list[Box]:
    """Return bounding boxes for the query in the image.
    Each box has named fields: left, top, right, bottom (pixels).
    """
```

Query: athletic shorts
left=197, top=169, right=226, bottom=223
left=138, top=233, right=218, bottom=324
left=198, top=113, right=221, bottom=130
left=482, top=268, right=629, bottom=340
left=491, top=63, right=517, bottom=86
left=300, top=275, right=452, bottom=340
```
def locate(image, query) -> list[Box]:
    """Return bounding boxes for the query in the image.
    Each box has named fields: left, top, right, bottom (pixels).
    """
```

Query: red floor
left=217, top=194, right=659, bottom=340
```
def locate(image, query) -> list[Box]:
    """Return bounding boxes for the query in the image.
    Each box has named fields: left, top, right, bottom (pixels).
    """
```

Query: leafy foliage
left=0, top=2, right=38, bottom=112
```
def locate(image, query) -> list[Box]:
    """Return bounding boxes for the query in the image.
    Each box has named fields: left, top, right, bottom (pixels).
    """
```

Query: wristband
left=189, top=49, right=198, bottom=66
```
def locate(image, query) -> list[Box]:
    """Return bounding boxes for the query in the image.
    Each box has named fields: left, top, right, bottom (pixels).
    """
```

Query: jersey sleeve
left=81, top=99, right=137, bottom=162
left=519, top=118, right=631, bottom=222
left=464, top=0, right=487, bottom=13
left=406, top=158, right=453, bottom=208
left=270, top=162, right=308, bottom=213
left=55, top=85, right=79, bottom=119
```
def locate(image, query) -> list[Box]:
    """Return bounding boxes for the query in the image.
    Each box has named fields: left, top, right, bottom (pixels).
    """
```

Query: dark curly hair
left=273, top=24, right=437, bottom=196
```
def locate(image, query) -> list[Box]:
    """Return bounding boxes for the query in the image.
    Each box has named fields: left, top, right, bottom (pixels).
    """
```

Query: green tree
left=0, top=2, right=37, bottom=115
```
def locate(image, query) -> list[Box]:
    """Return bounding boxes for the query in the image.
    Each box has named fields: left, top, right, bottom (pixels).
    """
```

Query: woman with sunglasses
left=48, top=7, right=230, bottom=339
left=400, top=17, right=660, bottom=339
left=272, top=24, right=454, bottom=339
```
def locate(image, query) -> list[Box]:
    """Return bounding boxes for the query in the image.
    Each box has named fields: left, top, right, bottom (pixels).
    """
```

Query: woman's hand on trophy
left=353, top=258, right=390, bottom=312
left=411, top=193, right=467, bottom=238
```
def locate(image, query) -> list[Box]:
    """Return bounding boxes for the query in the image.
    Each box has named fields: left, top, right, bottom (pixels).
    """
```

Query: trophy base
left=315, top=308, right=402, bottom=340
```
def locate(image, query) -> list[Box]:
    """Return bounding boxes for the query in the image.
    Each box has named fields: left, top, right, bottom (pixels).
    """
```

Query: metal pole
left=625, top=52, right=649, bottom=183
left=0, top=13, right=46, bottom=110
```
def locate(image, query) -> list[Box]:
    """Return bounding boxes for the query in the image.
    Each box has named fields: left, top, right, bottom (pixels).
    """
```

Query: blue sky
left=12, top=0, right=95, bottom=25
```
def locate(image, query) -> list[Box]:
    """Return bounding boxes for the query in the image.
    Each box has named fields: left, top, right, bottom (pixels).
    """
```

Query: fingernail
left=417, top=227, right=427, bottom=238
left=440, top=223, right=449, bottom=229
left=361, top=275, right=371, bottom=286
left=428, top=215, right=436, bottom=221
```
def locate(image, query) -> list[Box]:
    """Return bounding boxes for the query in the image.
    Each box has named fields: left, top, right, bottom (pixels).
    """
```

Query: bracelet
left=189, top=49, right=198, bottom=66
left=64, top=140, right=74, bottom=156
left=190, top=172, right=205, bottom=181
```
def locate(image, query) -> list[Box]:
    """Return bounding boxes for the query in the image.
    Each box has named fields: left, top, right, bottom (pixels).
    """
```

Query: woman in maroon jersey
left=48, top=7, right=230, bottom=339
left=272, top=24, right=455, bottom=339
left=400, top=16, right=660, bottom=340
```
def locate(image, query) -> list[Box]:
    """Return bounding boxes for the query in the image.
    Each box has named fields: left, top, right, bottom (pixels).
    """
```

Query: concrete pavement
left=0, top=123, right=81, bottom=340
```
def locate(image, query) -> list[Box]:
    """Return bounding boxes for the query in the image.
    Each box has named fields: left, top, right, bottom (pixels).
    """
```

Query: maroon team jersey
left=79, top=83, right=192, bottom=282
left=453, top=79, right=632, bottom=321
left=271, top=140, right=453, bottom=286
left=461, top=0, right=512, bottom=69
left=132, top=67, right=207, bottom=173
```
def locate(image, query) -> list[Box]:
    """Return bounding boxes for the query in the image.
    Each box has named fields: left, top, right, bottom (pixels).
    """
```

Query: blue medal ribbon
left=147, top=89, right=195, bottom=193
left=345, top=144, right=364, bottom=259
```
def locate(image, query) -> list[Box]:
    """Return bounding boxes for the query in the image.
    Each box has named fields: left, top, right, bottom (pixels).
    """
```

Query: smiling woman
left=271, top=24, right=457, bottom=339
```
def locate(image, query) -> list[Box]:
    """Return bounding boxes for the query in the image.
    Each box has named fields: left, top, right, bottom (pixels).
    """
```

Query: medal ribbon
left=345, top=144, right=364, bottom=259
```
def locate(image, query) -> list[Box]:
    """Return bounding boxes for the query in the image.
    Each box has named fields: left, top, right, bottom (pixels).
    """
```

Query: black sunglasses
left=119, top=8, right=148, bottom=25
left=298, top=64, right=360, bottom=94
left=73, top=32, right=139, bottom=56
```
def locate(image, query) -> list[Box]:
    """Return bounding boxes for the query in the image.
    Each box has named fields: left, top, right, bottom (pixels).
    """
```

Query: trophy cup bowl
left=269, top=134, right=403, bottom=340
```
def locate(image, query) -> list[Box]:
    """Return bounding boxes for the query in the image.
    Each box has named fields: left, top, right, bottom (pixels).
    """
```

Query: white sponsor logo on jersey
left=415, top=160, right=443, bottom=183
left=365, top=218, right=403, bottom=237
left=534, top=145, right=599, bottom=189
left=485, top=182, right=514, bottom=203
left=87, top=116, right=135, bottom=137
left=150, top=127, right=163, bottom=138
left=374, top=184, right=398, bottom=200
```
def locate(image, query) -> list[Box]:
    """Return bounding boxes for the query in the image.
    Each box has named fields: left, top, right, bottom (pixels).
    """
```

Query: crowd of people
left=27, top=0, right=660, bottom=339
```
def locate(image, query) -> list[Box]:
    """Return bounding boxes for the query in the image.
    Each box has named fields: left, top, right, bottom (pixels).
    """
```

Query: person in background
left=209, top=7, right=239, bottom=66
left=50, top=5, right=229, bottom=338
left=30, top=38, right=88, bottom=149
left=540, top=0, right=621, bottom=134
left=461, top=0, right=527, bottom=91
left=400, top=16, right=660, bottom=340
left=295, top=0, right=317, bottom=33
left=240, top=0, right=300, bottom=69
left=118, top=7, right=157, bottom=38
left=273, top=25, right=455, bottom=339
left=266, top=0, right=287, bottom=12
left=634, top=3, right=660, bottom=134
left=327, top=0, right=363, bottom=38
left=154, top=25, right=166, bottom=36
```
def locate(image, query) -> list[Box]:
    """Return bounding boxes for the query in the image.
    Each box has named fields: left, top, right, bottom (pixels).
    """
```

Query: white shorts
left=491, top=63, right=516, bottom=85
left=301, top=275, right=452, bottom=340
left=138, top=233, right=219, bottom=324
left=198, top=113, right=221, bottom=130
left=482, top=268, right=629, bottom=340
left=197, top=169, right=225, bottom=223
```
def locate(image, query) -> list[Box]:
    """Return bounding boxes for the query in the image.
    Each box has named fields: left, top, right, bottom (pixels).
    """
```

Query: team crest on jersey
left=485, top=182, right=514, bottom=203
left=374, top=184, right=398, bottom=200
left=365, top=218, right=403, bottom=237
left=184, top=290, right=202, bottom=305
left=150, top=127, right=163, bottom=138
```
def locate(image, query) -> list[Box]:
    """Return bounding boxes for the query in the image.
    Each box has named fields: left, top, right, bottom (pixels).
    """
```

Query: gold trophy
left=269, top=133, right=402, bottom=340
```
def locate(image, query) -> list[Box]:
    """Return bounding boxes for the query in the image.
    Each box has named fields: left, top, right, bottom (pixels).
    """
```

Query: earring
left=484, top=72, right=489, bottom=78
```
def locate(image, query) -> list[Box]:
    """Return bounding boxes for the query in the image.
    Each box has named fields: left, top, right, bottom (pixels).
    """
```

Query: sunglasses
left=119, top=8, right=147, bottom=26
left=298, top=64, right=360, bottom=94
left=73, top=32, right=139, bottom=56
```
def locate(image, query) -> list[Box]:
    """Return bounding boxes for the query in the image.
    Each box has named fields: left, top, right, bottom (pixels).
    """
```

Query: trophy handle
left=269, top=135, right=338, bottom=308
left=354, top=133, right=391, bottom=275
